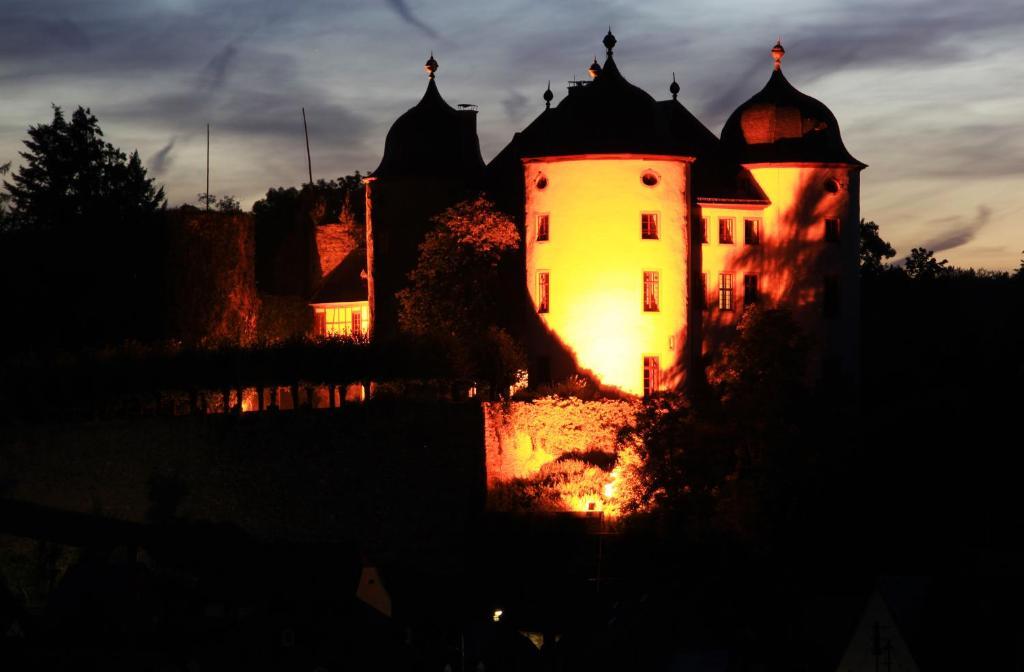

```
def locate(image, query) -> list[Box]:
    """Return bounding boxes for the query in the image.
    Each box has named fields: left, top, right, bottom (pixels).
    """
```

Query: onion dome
left=588, top=57, right=602, bottom=79
left=721, top=41, right=863, bottom=166
left=372, top=53, right=485, bottom=180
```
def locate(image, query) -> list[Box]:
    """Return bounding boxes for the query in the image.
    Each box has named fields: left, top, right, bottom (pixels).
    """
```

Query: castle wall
left=523, top=156, right=692, bottom=395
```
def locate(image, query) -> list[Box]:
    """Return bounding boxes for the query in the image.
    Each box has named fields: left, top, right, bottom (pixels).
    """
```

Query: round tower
left=365, top=53, right=484, bottom=340
left=517, top=32, right=699, bottom=396
left=720, top=41, right=866, bottom=384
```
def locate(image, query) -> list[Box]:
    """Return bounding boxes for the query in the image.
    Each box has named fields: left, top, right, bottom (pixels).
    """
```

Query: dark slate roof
left=657, top=99, right=769, bottom=203
left=310, top=248, right=367, bottom=304
left=721, top=68, right=864, bottom=166
left=515, top=56, right=688, bottom=158
left=372, top=77, right=485, bottom=181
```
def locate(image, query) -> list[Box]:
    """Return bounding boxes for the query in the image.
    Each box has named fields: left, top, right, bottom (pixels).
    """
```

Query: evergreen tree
left=3, top=106, right=164, bottom=231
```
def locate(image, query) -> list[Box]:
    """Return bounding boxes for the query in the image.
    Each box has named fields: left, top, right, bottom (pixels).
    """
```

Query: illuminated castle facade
left=324, top=33, right=864, bottom=396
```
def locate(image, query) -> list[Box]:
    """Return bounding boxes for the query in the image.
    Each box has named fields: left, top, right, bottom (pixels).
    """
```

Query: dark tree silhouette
left=3, top=106, right=164, bottom=231
left=904, top=247, right=951, bottom=280
left=397, top=195, right=525, bottom=393
left=859, top=219, right=896, bottom=277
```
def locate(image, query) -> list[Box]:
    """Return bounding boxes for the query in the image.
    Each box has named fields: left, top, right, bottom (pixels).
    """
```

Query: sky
left=1, top=0, right=1022, bottom=270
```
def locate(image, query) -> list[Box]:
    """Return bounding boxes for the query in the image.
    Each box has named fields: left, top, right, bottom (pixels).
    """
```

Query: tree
left=859, top=219, right=896, bottom=277
left=397, top=195, right=525, bottom=393
left=0, top=107, right=166, bottom=348
left=3, top=106, right=164, bottom=231
left=904, top=247, right=950, bottom=280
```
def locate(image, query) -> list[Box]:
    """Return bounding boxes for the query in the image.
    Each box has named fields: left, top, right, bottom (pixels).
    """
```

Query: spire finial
left=771, top=39, right=784, bottom=71
left=603, top=27, right=616, bottom=56
left=588, top=55, right=602, bottom=79
left=543, top=81, right=553, bottom=108
left=425, top=51, right=438, bottom=79
left=669, top=72, right=680, bottom=100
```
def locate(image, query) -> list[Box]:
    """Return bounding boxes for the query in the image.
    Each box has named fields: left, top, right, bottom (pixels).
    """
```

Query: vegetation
left=397, top=195, right=526, bottom=395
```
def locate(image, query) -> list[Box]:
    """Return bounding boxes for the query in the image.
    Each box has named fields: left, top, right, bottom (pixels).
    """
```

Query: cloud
left=148, top=138, right=175, bottom=175
left=920, top=205, right=992, bottom=253
left=385, top=0, right=439, bottom=39
left=199, top=44, right=238, bottom=92
left=501, top=91, right=530, bottom=122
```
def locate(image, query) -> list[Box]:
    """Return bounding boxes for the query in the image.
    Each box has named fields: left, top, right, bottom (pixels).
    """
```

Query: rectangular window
left=719, top=218, right=734, bottom=244
left=643, top=271, right=660, bottom=312
left=537, top=213, right=549, bottom=242
left=718, top=272, right=734, bottom=311
left=643, top=356, right=660, bottom=397
left=701, top=272, right=708, bottom=310
left=641, top=213, right=659, bottom=240
left=823, top=275, right=840, bottom=318
left=537, top=271, right=550, bottom=313
left=744, top=273, right=759, bottom=306
left=701, top=218, right=708, bottom=244
left=744, top=218, right=760, bottom=245
left=825, top=218, right=841, bottom=243
left=314, top=310, right=326, bottom=336
left=350, top=310, right=362, bottom=336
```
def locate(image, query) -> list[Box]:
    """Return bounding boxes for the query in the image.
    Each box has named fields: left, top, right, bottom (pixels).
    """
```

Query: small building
left=310, top=247, right=369, bottom=338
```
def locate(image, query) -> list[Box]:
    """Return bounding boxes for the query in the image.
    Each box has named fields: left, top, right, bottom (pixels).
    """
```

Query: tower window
left=643, top=271, right=660, bottom=312
left=825, top=218, right=841, bottom=243
left=701, top=218, right=708, bottom=244
left=537, top=271, right=550, bottom=314
left=719, top=218, right=734, bottom=244
left=823, top=275, right=840, bottom=318
left=718, top=272, right=734, bottom=311
left=744, top=274, right=759, bottom=306
left=537, top=214, right=549, bottom=242
left=643, top=356, right=660, bottom=397
left=641, top=213, right=659, bottom=239
left=744, top=218, right=760, bottom=245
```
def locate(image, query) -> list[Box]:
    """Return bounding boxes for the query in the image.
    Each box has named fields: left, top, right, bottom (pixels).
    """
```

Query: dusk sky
left=2, top=0, right=1022, bottom=270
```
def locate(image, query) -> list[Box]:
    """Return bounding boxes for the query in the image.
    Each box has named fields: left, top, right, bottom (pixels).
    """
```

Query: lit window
left=643, top=271, right=660, bottom=312
left=701, top=218, right=708, bottom=244
left=314, top=310, right=326, bottom=336
left=744, top=218, right=760, bottom=245
left=643, top=356, right=660, bottom=397
left=719, top=218, right=734, bottom=244
left=351, top=310, right=362, bottom=335
left=537, top=271, right=550, bottom=313
left=744, top=274, right=759, bottom=306
left=318, top=305, right=367, bottom=337
left=537, top=214, right=549, bottom=242
left=718, top=272, right=734, bottom=311
left=823, top=275, right=840, bottom=318
left=641, top=213, right=659, bottom=240
left=825, top=218, right=841, bottom=243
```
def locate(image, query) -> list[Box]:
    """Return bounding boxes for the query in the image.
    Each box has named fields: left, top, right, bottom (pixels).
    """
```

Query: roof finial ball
left=603, top=28, right=617, bottom=56
left=425, top=51, right=438, bottom=79
left=669, top=72, right=680, bottom=100
left=543, top=81, right=553, bottom=109
left=771, top=39, right=785, bottom=71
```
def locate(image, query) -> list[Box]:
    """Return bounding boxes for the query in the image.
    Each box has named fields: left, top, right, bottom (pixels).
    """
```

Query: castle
left=312, top=32, right=864, bottom=396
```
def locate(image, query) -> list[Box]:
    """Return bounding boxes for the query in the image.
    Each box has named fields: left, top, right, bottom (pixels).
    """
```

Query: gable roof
left=310, top=247, right=367, bottom=304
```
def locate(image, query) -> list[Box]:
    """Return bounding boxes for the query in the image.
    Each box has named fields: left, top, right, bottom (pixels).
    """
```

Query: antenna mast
left=302, top=108, right=313, bottom=186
